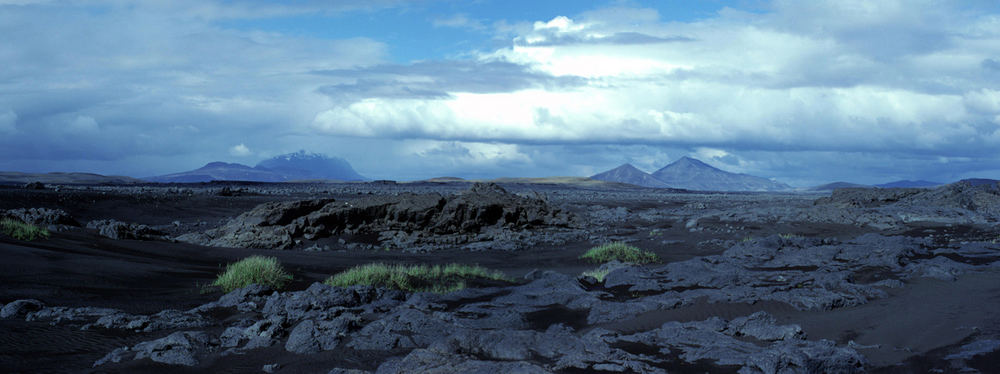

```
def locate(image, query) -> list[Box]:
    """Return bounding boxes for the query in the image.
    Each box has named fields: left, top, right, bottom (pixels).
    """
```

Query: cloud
left=0, top=110, right=16, bottom=134
left=310, top=3, right=1000, bottom=162
left=229, top=143, right=252, bottom=157
left=0, top=0, right=386, bottom=167
left=984, top=58, right=1000, bottom=71
left=68, top=115, right=99, bottom=133
left=510, top=13, right=693, bottom=47
left=2, top=0, right=1000, bottom=183
left=432, top=14, right=486, bottom=31
left=312, top=60, right=587, bottom=101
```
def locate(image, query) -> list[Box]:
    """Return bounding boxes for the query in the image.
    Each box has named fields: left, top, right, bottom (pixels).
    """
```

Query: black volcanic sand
left=1, top=182, right=998, bottom=373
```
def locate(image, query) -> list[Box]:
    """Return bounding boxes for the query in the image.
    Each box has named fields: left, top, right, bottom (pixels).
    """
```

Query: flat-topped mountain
left=146, top=151, right=366, bottom=183
left=0, top=172, right=143, bottom=185
left=256, top=151, right=365, bottom=181
left=145, top=162, right=286, bottom=183
left=590, top=164, right=670, bottom=188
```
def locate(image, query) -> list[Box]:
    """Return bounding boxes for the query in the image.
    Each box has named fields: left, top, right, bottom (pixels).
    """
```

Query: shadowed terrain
left=1, top=180, right=999, bottom=373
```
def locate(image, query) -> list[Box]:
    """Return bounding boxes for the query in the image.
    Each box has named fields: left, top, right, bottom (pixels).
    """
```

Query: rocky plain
left=2, top=179, right=1000, bottom=373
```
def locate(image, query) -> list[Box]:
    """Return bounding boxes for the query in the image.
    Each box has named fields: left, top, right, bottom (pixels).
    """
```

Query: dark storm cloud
left=313, top=60, right=588, bottom=101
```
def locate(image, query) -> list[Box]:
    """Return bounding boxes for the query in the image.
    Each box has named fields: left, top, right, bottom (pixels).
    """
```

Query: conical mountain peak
left=651, top=157, right=790, bottom=191
left=590, top=163, right=669, bottom=188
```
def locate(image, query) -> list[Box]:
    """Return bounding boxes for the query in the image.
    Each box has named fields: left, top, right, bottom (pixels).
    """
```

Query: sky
left=1, top=0, right=1000, bottom=186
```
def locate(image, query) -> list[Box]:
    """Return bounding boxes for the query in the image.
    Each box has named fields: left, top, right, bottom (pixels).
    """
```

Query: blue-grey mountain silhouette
left=590, top=164, right=670, bottom=188
left=649, top=157, right=791, bottom=191
left=255, top=151, right=366, bottom=181
left=146, top=151, right=365, bottom=183
left=874, top=180, right=942, bottom=188
left=808, top=182, right=870, bottom=192
left=592, top=157, right=790, bottom=191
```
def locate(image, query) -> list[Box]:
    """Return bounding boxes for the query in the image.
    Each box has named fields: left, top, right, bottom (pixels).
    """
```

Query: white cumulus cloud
left=310, top=2, right=1000, bottom=160
left=229, top=143, right=252, bottom=157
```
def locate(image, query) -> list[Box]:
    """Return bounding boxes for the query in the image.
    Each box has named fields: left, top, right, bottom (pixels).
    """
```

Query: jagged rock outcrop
left=811, top=180, right=1000, bottom=227
left=180, top=183, right=576, bottom=251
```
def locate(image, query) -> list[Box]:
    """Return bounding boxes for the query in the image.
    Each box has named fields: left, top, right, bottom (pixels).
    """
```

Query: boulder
left=132, top=331, right=211, bottom=366
left=87, top=219, right=163, bottom=240
left=285, top=315, right=359, bottom=354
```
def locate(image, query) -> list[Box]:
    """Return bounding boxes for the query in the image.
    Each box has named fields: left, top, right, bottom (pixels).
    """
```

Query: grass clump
left=1, top=218, right=50, bottom=241
left=324, top=263, right=509, bottom=293
left=580, top=242, right=660, bottom=264
left=581, top=268, right=611, bottom=282
left=213, top=256, right=293, bottom=293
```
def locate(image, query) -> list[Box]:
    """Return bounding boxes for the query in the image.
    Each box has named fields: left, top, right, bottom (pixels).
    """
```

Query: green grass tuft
left=579, top=242, right=660, bottom=264
left=581, top=268, right=610, bottom=282
left=324, top=263, right=509, bottom=293
left=212, top=256, right=293, bottom=293
left=1, top=218, right=50, bottom=241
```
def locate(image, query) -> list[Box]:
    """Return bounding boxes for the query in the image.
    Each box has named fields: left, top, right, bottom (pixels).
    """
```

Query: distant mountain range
left=146, top=151, right=366, bottom=183
left=808, top=180, right=943, bottom=191
left=873, top=180, right=942, bottom=188
left=0, top=172, right=143, bottom=185
left=591, top=157, right=790, bottom=191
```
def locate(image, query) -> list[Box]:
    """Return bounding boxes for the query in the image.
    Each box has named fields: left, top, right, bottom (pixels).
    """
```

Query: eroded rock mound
left=183, top=183, right=576, bottom=251
left=3, top=208, right=78, bottom=227
left=87, top=219, right=164, bottom=240
left=813, top=180, right=1000, bottom=226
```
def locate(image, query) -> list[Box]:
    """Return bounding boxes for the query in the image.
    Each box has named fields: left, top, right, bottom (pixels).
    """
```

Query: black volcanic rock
left=650, top=157, right=790, bottom=192
left=255, top=151, right=365, bottom=181
left=590, top=164, right=670, bottom=188
left=180, top=183, right=574, bottom=251
left=146, top=151, right=366, bottom=183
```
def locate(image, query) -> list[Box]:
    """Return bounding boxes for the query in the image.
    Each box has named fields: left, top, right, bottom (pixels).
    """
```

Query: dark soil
left=1, top=182, right=999, bottom=373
